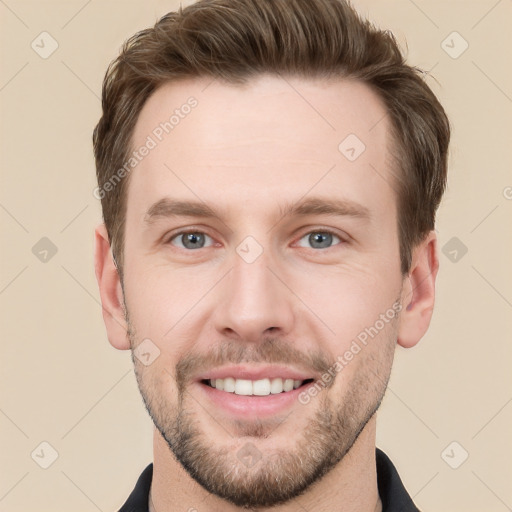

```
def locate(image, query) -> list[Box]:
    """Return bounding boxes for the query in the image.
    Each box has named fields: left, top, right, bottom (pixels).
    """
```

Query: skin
left=94, top=75, right=438, bottom=512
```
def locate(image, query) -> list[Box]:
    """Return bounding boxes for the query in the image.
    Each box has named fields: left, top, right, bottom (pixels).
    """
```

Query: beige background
left=1, top=0, right=511, bottom=510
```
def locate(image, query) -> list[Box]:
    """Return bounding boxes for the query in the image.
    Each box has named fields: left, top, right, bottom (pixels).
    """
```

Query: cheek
left=289, top=265, right=401, bottom=400
left=123, top=263, right=191, bottom=332
left=287, top=264, right=401, bottom=341
left=327, top=317, right=398, bottom=407
left=124, top=275, right=194, bottom=377
left=135, top=361, right=179, bottom=419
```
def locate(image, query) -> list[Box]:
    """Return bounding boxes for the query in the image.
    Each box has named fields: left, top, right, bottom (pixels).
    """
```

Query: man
left=93, top=0, right=450, bottom=510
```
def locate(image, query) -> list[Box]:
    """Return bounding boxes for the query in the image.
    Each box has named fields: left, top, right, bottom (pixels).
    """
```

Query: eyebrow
left=144, top=198, right=217, bottom=224
left=143, top=196, right=371, bottom=225
left=279, top=197, right=370, bottom=221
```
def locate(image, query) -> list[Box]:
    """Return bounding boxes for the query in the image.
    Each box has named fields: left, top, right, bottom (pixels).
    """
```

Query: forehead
left=127, top=75, right=396, bottom=222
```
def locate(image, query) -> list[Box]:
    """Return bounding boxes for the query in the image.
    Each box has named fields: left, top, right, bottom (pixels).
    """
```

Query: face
left=121, top=75, right=404, bottom=507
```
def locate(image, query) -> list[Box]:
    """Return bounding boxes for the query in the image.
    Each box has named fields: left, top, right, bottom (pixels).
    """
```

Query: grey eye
left=171, top=232, right=213, bottom=250
left=297, top=231, right=341, bottom=249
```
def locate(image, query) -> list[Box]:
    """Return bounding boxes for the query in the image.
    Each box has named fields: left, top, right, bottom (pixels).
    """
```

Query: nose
left=213, top=246, right=295, bottom=343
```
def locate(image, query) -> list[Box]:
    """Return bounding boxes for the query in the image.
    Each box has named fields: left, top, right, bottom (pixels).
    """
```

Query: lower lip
left=196, top=382, right=312, bottom=419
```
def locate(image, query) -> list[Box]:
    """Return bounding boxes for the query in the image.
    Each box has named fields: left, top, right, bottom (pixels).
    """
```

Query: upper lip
left=196, top=364, right=316, bottom=382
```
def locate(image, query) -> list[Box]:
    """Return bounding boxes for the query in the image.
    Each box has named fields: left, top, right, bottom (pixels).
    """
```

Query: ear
left=94, top=223, right=130, bottom=350
left=397, top=231, right=439, bottom=348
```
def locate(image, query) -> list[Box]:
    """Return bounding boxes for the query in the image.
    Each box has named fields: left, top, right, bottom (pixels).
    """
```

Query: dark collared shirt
left=118, top=448, right=420, bottom=511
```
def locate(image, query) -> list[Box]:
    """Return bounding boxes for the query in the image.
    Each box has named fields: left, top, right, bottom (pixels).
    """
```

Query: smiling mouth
left=202, top=377, right=315, bottom=396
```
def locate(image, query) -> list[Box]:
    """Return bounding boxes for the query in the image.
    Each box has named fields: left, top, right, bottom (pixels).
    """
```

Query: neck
left=149, top=417, right=382, bottom=512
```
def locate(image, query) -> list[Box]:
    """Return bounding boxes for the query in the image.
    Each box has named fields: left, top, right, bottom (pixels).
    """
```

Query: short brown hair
left=93, top=0, right=450, bottom=278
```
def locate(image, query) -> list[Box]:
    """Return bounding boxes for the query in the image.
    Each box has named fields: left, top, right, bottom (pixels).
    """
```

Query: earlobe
left=397, top=231, right=439, bottom=349
left=94, top=223, right=130, bottom=350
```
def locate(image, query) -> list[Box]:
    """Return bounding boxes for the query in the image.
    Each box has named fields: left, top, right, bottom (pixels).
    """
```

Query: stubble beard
left=128, top=318, right=396, bottom=508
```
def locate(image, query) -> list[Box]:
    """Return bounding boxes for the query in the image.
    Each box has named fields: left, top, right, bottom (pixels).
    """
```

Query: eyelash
left=165, top=227, right=347, bottom=250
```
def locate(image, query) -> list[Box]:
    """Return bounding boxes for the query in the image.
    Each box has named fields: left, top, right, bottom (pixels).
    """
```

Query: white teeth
left=208, top=377, right=304, bottom=396
left=223, top=377, right=236, bottom=393
left=270, top=378, right=284, bottom=394
left=283, top=379, right=294, bottom=392
left=252, top=378, right=271, bottom=396
left=234, top=379, right=252, bottom=396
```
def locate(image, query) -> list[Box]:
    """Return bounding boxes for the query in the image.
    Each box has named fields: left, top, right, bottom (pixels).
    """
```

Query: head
left=93, top=0, right=449, bottom=508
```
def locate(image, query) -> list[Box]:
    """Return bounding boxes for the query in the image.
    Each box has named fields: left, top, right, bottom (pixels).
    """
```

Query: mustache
left=175, top=338, right=334, bottom=393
